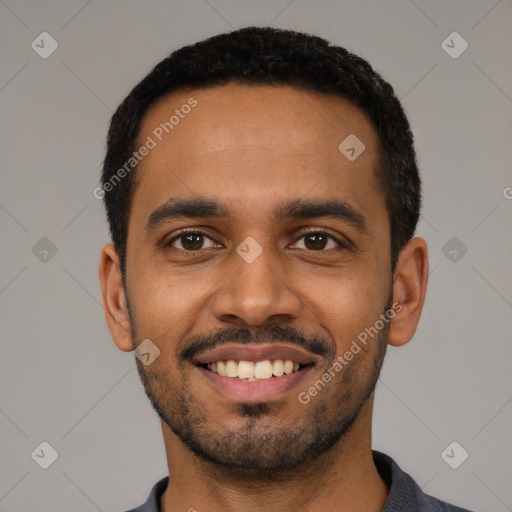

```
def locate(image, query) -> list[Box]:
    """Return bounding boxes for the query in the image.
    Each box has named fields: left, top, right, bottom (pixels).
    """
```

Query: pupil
left=305, top=234, right=326, bottom=250
left=183, top=233, right=203, bottom=250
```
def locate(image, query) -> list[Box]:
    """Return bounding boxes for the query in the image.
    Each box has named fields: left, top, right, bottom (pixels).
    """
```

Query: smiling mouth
left=199, top=359, right=312, bottom=381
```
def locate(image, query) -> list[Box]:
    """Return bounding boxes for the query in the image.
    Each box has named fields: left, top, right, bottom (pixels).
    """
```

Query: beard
left=129, top=297, right=391, bottom=477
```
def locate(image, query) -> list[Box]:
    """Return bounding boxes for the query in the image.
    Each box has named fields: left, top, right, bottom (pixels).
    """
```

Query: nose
left=211, top=242, right=302, bottom=328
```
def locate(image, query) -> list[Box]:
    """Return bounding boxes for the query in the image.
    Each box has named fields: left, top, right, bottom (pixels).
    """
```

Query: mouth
left=201, top=359, right=305, bottom=380
left=193, top=344, right=318, bottom=402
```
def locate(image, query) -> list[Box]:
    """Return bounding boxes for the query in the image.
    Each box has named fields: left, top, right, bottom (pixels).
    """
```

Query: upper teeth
left=208, top=359, right=301, bottom=380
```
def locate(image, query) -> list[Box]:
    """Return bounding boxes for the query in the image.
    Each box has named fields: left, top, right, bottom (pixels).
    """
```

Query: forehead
left=132, top=83, right=384, bottom=224
left=138, top=83, right=378, bottom=159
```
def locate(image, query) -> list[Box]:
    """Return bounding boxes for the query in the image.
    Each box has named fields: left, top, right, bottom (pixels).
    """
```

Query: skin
left=99, top=84, right=428, bottom=512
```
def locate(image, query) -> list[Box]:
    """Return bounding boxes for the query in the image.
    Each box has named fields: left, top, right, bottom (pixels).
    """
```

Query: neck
left=160, top=396, right=388, bottom=512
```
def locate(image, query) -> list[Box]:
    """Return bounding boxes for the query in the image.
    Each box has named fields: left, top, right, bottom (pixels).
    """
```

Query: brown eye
left=169, top=232, right=216, bottom=251
left=292, top=231, right=340, bottom=251
left=303, top=233, right=329, bottom=250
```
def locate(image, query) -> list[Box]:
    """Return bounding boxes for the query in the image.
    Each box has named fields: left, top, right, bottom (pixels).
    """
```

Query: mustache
left=179, top=325, right=333, bottom=362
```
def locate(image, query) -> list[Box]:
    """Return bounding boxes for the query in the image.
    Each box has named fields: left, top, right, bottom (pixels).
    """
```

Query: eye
left=167, top=230, right=218, bottom=251
left=291, top=230, right=342, bottom=251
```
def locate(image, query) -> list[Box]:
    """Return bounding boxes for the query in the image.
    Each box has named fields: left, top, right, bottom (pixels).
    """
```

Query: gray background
left=1, top=0, right=511, bottom=511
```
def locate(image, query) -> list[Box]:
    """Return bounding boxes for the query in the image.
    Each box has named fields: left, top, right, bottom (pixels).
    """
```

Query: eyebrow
left=145, top=196, right=369, bottom=234
left=146, top=198, right=230, bottom=233
left=274, top=198, right=369, bottom=234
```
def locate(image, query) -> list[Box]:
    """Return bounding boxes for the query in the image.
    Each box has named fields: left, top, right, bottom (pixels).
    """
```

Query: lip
left=193, top=343, right=319, bottom=365
left=197, top=364, right=314, bottom=403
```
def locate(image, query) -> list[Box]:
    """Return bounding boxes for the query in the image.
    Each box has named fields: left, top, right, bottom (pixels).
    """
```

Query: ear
left=388, top=237, right=429, bottom=347
left=98, top=243, right=133, bottom=352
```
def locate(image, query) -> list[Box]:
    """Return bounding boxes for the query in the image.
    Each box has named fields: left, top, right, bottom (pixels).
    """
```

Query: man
left=98, top=27, right=474, bottom=512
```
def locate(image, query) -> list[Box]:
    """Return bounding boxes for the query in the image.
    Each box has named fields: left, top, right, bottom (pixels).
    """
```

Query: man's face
left=124, top=84, right=392, bottom=472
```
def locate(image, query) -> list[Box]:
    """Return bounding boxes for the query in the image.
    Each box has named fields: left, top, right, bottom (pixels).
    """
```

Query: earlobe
left=388, top=237, right=429, bottom=347
left=98, top=243, right=134, bottom=352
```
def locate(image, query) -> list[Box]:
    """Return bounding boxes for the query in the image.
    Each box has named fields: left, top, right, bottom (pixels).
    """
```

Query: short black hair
left=101, top=26, right=420, bottom=274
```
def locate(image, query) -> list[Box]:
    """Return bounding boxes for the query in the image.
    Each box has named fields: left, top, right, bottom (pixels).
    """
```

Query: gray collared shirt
left=124, top=450, right=474, bottom=511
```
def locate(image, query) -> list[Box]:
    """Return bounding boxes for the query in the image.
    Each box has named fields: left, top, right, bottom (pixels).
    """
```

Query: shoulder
left=373, top=451, right=475, bottom=512
left=122, top=477, right=169, bottom=512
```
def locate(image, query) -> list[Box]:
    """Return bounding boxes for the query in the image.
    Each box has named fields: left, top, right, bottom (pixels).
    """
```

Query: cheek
left=128, top=268, right=199, bottom=339
left=303, top=266, right=389, bottom=349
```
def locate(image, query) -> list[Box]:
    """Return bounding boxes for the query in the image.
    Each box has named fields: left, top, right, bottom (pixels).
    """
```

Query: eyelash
left=165, top=227, right=346, bottom=252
